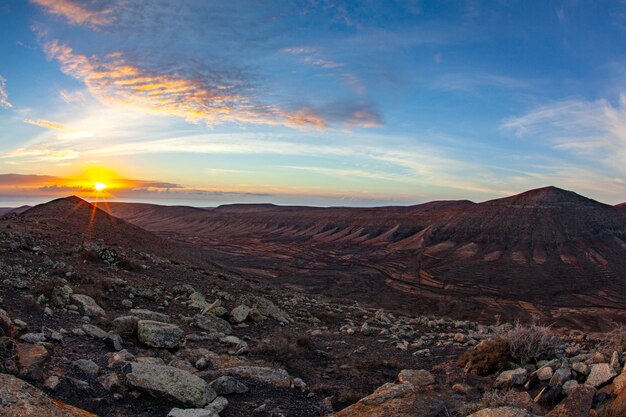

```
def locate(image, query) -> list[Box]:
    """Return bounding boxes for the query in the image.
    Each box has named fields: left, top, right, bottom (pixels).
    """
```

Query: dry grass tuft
left=459, top=337, right=511, bottom=375
left=504, top=321, right=558, bottom=364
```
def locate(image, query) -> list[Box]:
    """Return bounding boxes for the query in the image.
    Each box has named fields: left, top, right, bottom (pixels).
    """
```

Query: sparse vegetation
left=503, top=321, right=558, bottom=364
left=459, top=337, right=511, bottom=375
left=602, top=325, right=626, bottom=355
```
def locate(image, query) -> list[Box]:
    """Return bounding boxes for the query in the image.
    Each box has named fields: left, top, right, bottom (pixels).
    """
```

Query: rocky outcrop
left=137, top=320, right=183, bottom=348
left=124, top=362, right=216, bottom=407
left=0, top=373, right=99, bottom=416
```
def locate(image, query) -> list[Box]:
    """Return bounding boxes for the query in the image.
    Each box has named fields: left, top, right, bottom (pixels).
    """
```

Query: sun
left=94, top=182, right=108, bottom=191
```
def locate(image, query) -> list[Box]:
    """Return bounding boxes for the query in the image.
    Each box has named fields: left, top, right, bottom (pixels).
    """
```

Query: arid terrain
left=106, top=186, right=626, bottom=331
left=1, top=191, right=626, bottom=417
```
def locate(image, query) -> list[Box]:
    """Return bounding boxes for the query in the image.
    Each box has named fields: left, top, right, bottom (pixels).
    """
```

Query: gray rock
left=71, top=294, right=105, bottom=317
left=562, top=379, right=579, bottom=396
left=112, top=315, right=140, bottom=334
left=72, top=359, right=99, bottom=377
left=536, top=367, right=553, bottom=381
left=99, top=373, right=120, bottom=391
left=550, top=367, right=572, bottom=386
left=572, top=362, right=589, bottom=375
left=206, top=396, right=228, bottom=414
left=44, top=375, right=61, bottom=391
left=19, top=333, right=46, bottom=344
left=193, top=314, right=231, bottom=334
left=210, top=376, right=249, bottom=395
left=137, top=320, right=183, bottom=348
left=585, top=363, right=617, bottom=387
left=125, top=362, right=216, bottom=407
left=130, top=309, right=171, bottom=323
left=611, top=351, right=621, bottom=371
left=223, top=366, right=291, bottom=388
left=494, top=368, right=528, bottom=388
left=50, top=285, right=73, bottom=307
left=230, top=305, right=251, bottom=323
left=397, top=369, right=435, bottom=387
left=167, top=409, right=218, bottom=417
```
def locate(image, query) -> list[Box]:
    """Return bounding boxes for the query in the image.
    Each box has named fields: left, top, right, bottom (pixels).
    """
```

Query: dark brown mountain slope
left=105, top=187, right=626, bottom=329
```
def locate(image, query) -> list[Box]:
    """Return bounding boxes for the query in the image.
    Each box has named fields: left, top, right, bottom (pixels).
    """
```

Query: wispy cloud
left=59, top=89, right=85, bottom=103
left=44, top=40, right=376, bottom=130
left=23, top=118, right=67, bottom=130
left=502, top=94, right=626, bottom=175
left=30, top=0, right=114, bottom=28
left=0, top=75, right=12, bottom=109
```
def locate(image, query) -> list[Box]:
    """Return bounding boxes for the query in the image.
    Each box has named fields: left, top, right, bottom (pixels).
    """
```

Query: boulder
left=230, top=304, right=251, bottom=323
left=494, top=368, right=528, bottom=388
left=137, top=320, right=183, bottom=348
left=130, top=309, right=171, bottom=323
left=545, top=385, right=595, bottom=417
left=0, top=373, right=98, bottom=417
left=193, top=314, right=232, bottom=334
left=397, top=369, right=435, bottom=387
left=112, top=316, right=140, bottom=334
left=332, top=381, right=447, bottom=417
left=50, top=285, right=73, bottom=306
left=73, top=359, right=100, bottom=378
left=71, top=294, right=105, bottom=317
left=16, top=343, right=49, bottom=379
left=585, top=363, right=616, bottom=387
left=550, top=368, right=572, bottom=386
left=536, top=367, right=553, bottom=381
left=210, top=375, right=249, bottom=395
left=223, top=366, right=291, bottom=388
left=124, top=362, right=216, bottom=407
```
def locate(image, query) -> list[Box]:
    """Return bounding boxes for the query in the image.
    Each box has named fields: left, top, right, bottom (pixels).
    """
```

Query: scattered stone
left=571, top=362, right=589, bottom=376
left=206, top=396, right=229, bottom=414
left=112, top=315, right=140, bottom=334
left=16, top=343, right=49, bottom=379
left=71, top=294, right=106, bottom=317
left=494, top=368, right=528, bottom=388
left=124, top=362, right=217, bottom=407
left=193, top=314, right=232, bottom=334
left=224, top=366, right=291, bottom=388
left=44, top=375, right=61, bottom=391
left=397, top=369, right=435, bottom=387
left=562, top=379, right=579, bottom=396
left=50, top=285, right=73, bottom=306
left=550, top=368, right=572, bottom=386
left=546, top=384, right=595, bottom=417
left=585, top=363, right=616, bottom=387
left=211, top=375, right=249, bottom=395
left=167, top=409, right=218, bottom=417
left=537, top=366, right=553, bottom=381
left=19, top=332, right=46, bottom=344
left=137, top=320, right=183, bottom=348
left=130, top=308, right=171, bottom=322
left=230, top=304, right=251, bottom=323
left=73, top=358, right=100, bottom=377
left=99, top=373, right=120, bottom=391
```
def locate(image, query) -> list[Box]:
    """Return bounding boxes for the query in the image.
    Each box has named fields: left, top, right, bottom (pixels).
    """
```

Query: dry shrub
left=251, top=330, right=315, bottom=380
left=459, top=337, right=511, bottom=375
left=602, top=325, right=626, bottom=354
left=504, top=321, right=558, bottom=364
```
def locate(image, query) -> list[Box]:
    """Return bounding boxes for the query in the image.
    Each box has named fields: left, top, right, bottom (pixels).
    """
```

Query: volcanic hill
left=105, top=186, right=626, bottom=329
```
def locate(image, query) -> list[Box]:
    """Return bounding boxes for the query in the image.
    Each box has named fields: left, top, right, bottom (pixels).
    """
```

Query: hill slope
left=105, top=187, right=626, bottom=328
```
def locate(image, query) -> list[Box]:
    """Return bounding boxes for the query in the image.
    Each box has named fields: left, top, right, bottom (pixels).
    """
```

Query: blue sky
left=0, top=0, right=625, bottom=206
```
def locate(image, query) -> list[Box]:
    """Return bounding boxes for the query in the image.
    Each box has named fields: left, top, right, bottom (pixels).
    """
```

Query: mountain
left=105, top=186, right=626, bottom=329
left=0, top=205, right=31, bottom=216
left=617, top=202, right=626, bottom=209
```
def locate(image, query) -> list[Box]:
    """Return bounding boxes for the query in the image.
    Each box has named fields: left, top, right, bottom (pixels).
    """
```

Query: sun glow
left=94, top=182, right=108, bottom=191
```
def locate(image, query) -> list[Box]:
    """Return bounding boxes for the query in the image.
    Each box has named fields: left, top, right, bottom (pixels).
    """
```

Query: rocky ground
left=1, top=198, right=626, bottom=417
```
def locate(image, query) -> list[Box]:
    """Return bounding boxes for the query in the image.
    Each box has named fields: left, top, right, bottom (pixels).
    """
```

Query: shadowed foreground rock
left=0, top=373, right=99, bottom=417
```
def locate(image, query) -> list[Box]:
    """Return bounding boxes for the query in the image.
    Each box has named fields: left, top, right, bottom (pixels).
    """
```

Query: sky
left=0, top=0, right=625, bottom=207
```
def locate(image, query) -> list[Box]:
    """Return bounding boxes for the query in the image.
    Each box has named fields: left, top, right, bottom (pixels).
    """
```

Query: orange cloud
left=23, top=118, right=67, bottom=130
left=346, top=110, right=383, bottom=128
left=283, top=108, right=327, bottom=129
left=30, top=0, right=114, bottom=27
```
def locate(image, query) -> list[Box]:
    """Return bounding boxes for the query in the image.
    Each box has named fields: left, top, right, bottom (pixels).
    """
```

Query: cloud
left=23, top=118, right=67, bottom=130
left=44, top=40, right=371, bottom=130
left=59, top=89, right=85, bottom=103
left=2, top=148, right=80, bottom=162
left=502, top=94, right=626, bottom=175
left=30, top=0, right=114, bottom=28
left=0, top=75, right=12, bottom=109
